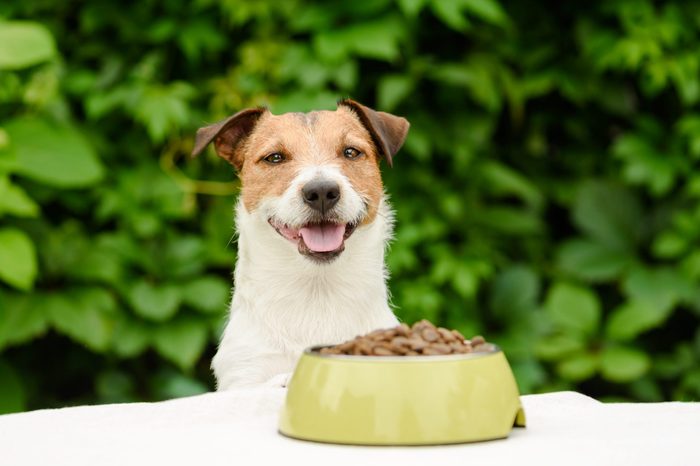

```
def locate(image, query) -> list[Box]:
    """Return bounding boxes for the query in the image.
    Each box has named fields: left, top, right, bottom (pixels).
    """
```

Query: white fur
left=212, top=165, right=398, bottom=389
left=267, top=165, right=367, bottom=229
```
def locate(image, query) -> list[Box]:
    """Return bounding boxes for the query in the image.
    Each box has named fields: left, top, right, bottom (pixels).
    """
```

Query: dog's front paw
left=264, top=372, right=292, bottom=388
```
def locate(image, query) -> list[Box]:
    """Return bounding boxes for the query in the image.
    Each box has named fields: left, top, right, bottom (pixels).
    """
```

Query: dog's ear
left=338, top=99, right=410, bottom=167
left=191, top=108, right=266, bottom=170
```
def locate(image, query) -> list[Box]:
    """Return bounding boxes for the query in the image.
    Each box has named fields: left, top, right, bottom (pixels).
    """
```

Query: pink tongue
left=299, top=224, right=346, bottom=252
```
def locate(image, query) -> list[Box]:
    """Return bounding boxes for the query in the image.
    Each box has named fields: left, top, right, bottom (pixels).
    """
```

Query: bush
left=1, top=0, right=699, bottom=412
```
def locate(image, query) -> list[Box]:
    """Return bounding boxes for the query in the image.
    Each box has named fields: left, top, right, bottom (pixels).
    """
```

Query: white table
left=0, top=389, right=698, bottom=466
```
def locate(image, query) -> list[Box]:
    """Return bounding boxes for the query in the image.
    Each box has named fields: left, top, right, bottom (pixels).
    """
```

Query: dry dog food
left=318, top=320, right=494, bottom=356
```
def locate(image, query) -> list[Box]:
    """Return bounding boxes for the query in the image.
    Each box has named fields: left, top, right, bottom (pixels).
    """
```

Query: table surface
left=1, top=389, right=698, bottom=466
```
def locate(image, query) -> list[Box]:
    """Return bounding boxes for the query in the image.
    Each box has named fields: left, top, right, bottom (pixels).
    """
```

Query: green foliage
left=6, top=117, right=104, bottom=187
left=1, top=0, right=700, bottom=413
left=0, top=360, right=25, bottom=412
left=0, top=21, right=55, bottom=69
left=0, top=228, right=37, bottom=289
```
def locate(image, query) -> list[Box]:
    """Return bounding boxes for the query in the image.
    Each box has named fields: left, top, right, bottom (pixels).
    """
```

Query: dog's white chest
left=211, top=199, right=398, bottom=389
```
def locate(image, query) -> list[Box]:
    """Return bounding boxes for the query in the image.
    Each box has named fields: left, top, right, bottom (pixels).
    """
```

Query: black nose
left=302, top=180, right=340, bottom=214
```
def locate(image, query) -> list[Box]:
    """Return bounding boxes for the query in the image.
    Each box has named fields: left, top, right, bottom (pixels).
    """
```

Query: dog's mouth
left=269, top=219, right=358, bottom=263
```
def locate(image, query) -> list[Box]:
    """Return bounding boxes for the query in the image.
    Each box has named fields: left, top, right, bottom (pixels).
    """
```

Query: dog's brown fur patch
left=237, top=107, right=385, bottom=224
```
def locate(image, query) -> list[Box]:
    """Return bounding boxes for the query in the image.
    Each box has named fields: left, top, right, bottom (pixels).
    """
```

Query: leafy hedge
left=1, top=0, right=699, bottom=412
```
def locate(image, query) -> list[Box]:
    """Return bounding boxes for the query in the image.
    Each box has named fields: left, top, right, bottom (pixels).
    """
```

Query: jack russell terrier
left=192, top=99, right=410, bottom=389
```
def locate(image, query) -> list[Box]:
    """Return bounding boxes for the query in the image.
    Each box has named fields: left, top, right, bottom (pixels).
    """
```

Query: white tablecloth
left=0, top=389, right=698, bottom=466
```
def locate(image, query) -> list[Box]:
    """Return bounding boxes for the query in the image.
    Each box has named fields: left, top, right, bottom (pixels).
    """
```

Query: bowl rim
left=303, top=344, right=501, bottom=362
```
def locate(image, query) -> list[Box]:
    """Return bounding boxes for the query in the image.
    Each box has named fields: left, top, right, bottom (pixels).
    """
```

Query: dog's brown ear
left=191, top=108, right=266, bottom=170
left=338, top=99, right=409, bottom=167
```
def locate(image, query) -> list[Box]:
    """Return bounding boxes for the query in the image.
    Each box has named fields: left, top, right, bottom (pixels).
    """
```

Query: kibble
left=421, top=328, right=440, bottom=342
left=317, top=319, right=494, bottom=356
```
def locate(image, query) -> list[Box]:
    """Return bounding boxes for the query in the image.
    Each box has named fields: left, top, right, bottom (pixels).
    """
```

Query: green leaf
left=461, top=0, right=509, bottom=27
left=153, top=319, right=208, bottom=370
left=377, top=74, right=414, bottom=111
left=490, top=265, right=540, bottom=320
left=0, top=176, right=39, bottom=218
left=600, top=346, right=650, bottom=382
left=182, top=276, right=230, bottom=314
left=0, top=140, right=17, bottom=173
left=544, top=282, right=601, bottom=336
left=452, top=265, right=479, bottom=298
left=126, top=280, right=182, bottom=322
left=478, top=206, right=543, bottom=235
left=622, top=267, right=694, bottom=315
left=556, top=352, right=598, bottom=381
left=572, top=180, right=643, bottom=251
left=653, top=344, right=695, bottom=379
left=5, top=117, right=104, bottom=188
left=612, top=133, right=677, bottom=196
left=95, top=370, right=136, bottom=404
left=202, top=197, right=237, bottom=267
left=67, top=241, right=124, bottom=285
left=112, top=317, right=150, bottom=358
left=430, top=0, right=471, bottom=31
left=629, top=377, right=664, bottom=402
left=681, top=369, right=700, bottom=398
left=150, top=370, right=209, bottom=400
left=176, top=20, right=226, bottom=62
left=497, top=326, right=539, bottom=355
left=46, top=290, right=114, bottom=352
left=314, top=16, right=404, bottom=62
left=397, top=0, right=428, bottom=17
left=403, top=126, right=432, bottom=161
left=331, top=61, right=358, bottom=90
left=519, top=73, right=557, bottom=100
left=682, top=251, right=700, bottom=281
left=0, top=228, right=37, bottom=290
left=677, top=114, right=700, bottom=158
left=162, top=235, right=207, bottom=279
left=429, top=60, right=501, bottom=111
left=132, top=82, right=195, bottom=143
left=433, top=0, right=508, bottom=32
left=0, top=360, right=25, bottom=414
left=398, top=281, right=443, bottom=323
left=272, top=90, right=339, bottom=114
left=606, top=300, right=672, bottom=341
left=670, top=55, right=700, bottom=106
left=510, top=359, right=546, bottom=394
left=480, top=161, right=544, bottom=210
left=0, top=21, right=56, bottom=70
left=0, top=128, right=9, bottom=149
left=347, top=19, right=403, bottom=61
left=556, top=238, right=632, bottom=282
left=535, top=334, right=586, bottom=361
left=0, top=292, right=49, bottom=351
left=651, top=231, right=687, bottom=259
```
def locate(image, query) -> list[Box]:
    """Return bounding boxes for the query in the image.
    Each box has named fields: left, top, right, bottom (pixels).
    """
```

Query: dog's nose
left=302, top=180, right=340, bottom=214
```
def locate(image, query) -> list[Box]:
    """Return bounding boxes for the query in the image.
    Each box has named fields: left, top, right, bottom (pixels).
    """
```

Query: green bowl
left=279, top=345, right=526, bottom=445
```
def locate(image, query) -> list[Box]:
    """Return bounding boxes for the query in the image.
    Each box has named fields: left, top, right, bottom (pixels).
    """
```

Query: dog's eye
left=264, top=153, right=286, bottom=164
left=343, top=147, right=362, bottom=159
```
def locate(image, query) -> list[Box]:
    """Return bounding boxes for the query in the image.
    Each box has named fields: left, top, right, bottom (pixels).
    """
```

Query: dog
left=191, top=99, right=410, bottom=389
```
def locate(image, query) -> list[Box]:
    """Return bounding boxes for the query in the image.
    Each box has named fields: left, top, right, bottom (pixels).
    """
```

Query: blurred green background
left=2, top=0, right=700, bottom=413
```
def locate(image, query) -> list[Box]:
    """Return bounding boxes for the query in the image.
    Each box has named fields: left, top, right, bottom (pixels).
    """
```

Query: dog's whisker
left=226, top=233, right=237, bottom=248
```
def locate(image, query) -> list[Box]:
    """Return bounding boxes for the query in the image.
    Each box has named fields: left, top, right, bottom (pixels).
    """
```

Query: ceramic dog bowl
left=279, top=345, right=525, bottom=445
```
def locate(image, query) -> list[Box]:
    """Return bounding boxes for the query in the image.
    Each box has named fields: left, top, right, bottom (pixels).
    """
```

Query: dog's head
left=192, top=99, right=409, bottom=263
